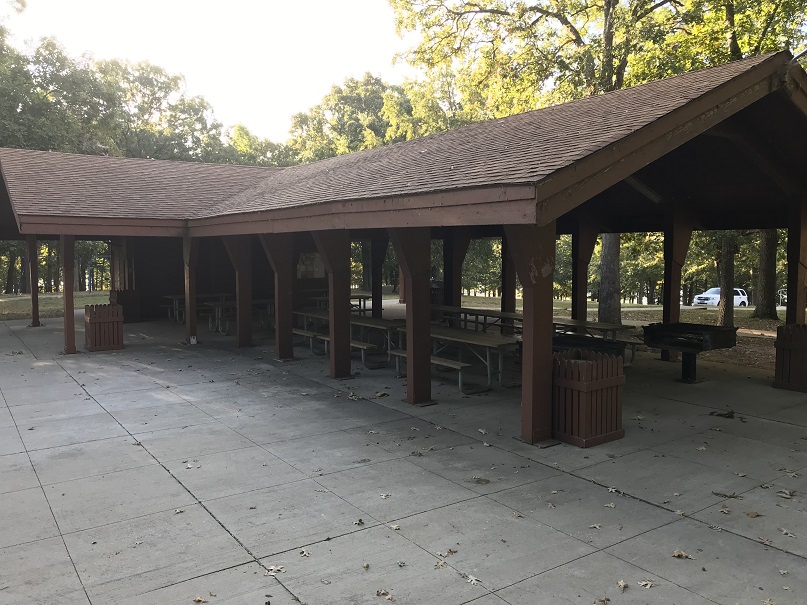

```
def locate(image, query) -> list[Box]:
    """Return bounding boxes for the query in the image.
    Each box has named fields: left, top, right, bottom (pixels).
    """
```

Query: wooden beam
left=183, top=236, right=199, bottom=344
left=571, top=222, right=598, bottom=321
left=443, top=230, right=471, bottom=308
left=259, top=233, right=295, bottom=360
left=662, top=210, right=693, bottom=360
left=389, top=227, right=432, bottom=404
left=786, top=198, right=807, bottom=324
left=222, top=235, right=253, bottom=348
left=504, top=222, right=556, bottom=444
left=27, top=234, right=40, bottom=327
left=312, top=230, right=352, bottom=379
left=370, top=236, right=388, bottom=319
left=60, top=235, right=77, bottom=354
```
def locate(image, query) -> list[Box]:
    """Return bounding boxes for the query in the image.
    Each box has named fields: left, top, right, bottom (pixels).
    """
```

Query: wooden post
left=370, top=236, right=388, bottom=319
left=222, top=235, right=253, bottom=348
left=504, top=222, right=556, bottom=444
left=60, top=235, right=77, bottom=355
left=389, top=227, right=432, bottom=404
left=313, top=230, right=352, bottom=379
left=259, top=233, right=295, bottom=360
left=787, top=198, right=807, bottom=325
left=571, top=223, right=598, bottom=321
left=27, top=235, right=40, bottom=327
left=183, top=236, right=198, bottom=344
left=443, top=230, right=471, bottom=307
left=501, top=236, right=517, bottom=312
left=661, top=211, right=693, bottom=360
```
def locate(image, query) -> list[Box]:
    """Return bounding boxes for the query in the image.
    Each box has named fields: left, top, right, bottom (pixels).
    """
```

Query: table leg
left=681, top=352, right=697, bottom=383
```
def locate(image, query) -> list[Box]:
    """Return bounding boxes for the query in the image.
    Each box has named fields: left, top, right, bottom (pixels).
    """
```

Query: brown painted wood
left=26, top=234, right=40, bottom=327
left=60, top=235, right=77, bottom=355
left=500, top=236, right=517, bottom=335
left=313, top=230, right=352, bottom=379
left=259, top=233, right=295, bottom=360
left=786, top=198, right=807, bottom=325
left=222, top=236, right=253, bottom=348
left=504, top=222, right=556, bottom=444
left=661, top=210, right=693, bottom=360
left=370, top=236, right=388, bottom=319
left=389, top=227, right=432, bottom=405
left=183, top=236, right=199, bottom=344
left=443, top=230, right=471, bottom=308
left=571, top=222, right=598, bottom=321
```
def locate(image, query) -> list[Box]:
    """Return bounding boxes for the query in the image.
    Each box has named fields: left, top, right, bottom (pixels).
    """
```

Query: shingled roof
left=0, top=50, right=802, bottom=237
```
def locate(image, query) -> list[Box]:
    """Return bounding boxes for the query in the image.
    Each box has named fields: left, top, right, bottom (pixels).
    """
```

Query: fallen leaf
left=478, top=429, right=487, bottom=435
left=746, top=511, right=762, bottom=518
left=380, top=493, right=391, bottom=499
left=617, top=579, right=628, bottom=592
left=758, top=537, right=773, bottom=546
left=354, top=519, right=365, bottom=526
left=604, top=503, right=615, bottom=508
left=777, top=489, right=794, bottom=499
left=375, top=392, right=389, bottom=398
left=712, top=491, right=743, bottom=499
left=779, top=570, right=788, bottom=575
left=434, top=560, right=447, bottom=569
left=735, top=472, right=747, bottom=477
left=779, top=527, right=796, bottom=538
left=321, top=579, right=331, bottom=585
left=396, top=560, right=406, bottom=567
left=265, top=565, right=285, bottom=576
left=376, top=588, right=394, bottom=601
left=300, top=549, right=311, bottom=557
left=638, top=579, right=655, bottom=588
left=594, top=598, right=610, bottom=605
left=174, top=509, right=184, bottom=515
left=608, top=487, right=617, bottom=493
left=193, top=598, right=208, bottom=603
left=483, top=442, right=490, bottom=447
left=513, top=511, right=522, bottom=518
left=720, top=505, right=731, bottom=515
left=363, top=562, right=369, bottom=570
left=672, top=549, right=694, bottom=560
left=696, top=446, right=707, bottom=451
left=589, top=524, right=602, bottom=530
left=389, top=524, right=400, bottom=530
left=437, top=548, right=458, bottom=557
left=675, top=510, right=685, bottom=516
left=548, top=502, right=556, bottom=509
left=464, top=574, right=482, bottom=586
left=762, top=599, right=776, bottom=605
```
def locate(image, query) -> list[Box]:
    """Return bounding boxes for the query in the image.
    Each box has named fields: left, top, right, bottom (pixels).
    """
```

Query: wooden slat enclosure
left=84, top=304, right=124, bottom=352
left=774, top=324, right=807, bottom=391
left=552, top=350, right=625, bottom=448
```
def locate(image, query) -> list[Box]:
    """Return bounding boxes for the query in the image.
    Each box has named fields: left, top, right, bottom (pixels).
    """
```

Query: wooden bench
left=317, top=334, right=379, bottom=367
left=292, top=328, right=322, bottom=353
left=388, top=350, right=472, bottom=392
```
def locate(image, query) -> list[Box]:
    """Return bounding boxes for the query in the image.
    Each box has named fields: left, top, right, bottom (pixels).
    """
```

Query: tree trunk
left=598, top=233, right=622, bottom=324
left=751, top=228, right=779, bottom=319
left=4, top=254, right=16, bottom=294
left=716, top=233, right=736, bottom=327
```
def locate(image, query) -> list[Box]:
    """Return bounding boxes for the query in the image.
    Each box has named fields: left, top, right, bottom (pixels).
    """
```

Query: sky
left=5, top=0, right=417, bottom=141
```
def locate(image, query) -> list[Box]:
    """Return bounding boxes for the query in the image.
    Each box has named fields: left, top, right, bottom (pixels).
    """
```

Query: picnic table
left=432, top=304, right=523, bottom=333
left=291, top=308, right=392, bottom=367
left=162, top=292, right=232, bottom=323
left=309, top=292, right=372, bottom=314
left=552, top=317, right=623, bottom=340
left=206, top=298, right=274, bottom=334
left=397, top=324, right=519, bottom=389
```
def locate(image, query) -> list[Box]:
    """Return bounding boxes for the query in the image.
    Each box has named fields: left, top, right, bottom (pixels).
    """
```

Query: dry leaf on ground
left=638, top=579, right=655, bottom=588
left=672, top=549, right=694, bottom=559
left=604, top=503, right=615, bottom=508
left=746, top=511, right=762, bottom=518
left=617, top=579, right=628, bottom=592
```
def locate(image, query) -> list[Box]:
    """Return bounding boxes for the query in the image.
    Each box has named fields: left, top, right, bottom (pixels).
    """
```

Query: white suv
left=693, top=287, right=748, bottom=307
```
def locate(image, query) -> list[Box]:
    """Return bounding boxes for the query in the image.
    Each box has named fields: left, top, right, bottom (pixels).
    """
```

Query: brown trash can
left=552, top=350, right=625, bottom=447
left=774, top=324, right=807, bottom=391
left=85, top=304, right=124, bottom=352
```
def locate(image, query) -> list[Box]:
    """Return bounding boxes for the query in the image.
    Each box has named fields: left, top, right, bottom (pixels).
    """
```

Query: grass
left=0, top=292, right=110, bottom=321
left=0, top=290, right=784, bottom=333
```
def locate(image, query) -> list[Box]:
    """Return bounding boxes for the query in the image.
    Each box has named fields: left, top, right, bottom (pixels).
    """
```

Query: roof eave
left=17, top=214, right=188, bottom=237
left=533, top=51, right=792, bottom=226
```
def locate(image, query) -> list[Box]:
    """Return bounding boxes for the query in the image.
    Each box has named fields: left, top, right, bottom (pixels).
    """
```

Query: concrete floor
left=1, top=312, right=806, bottom=604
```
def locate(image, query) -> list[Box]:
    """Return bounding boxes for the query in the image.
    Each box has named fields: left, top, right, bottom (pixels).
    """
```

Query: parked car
left=693, top=287, right=748, bottom=306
